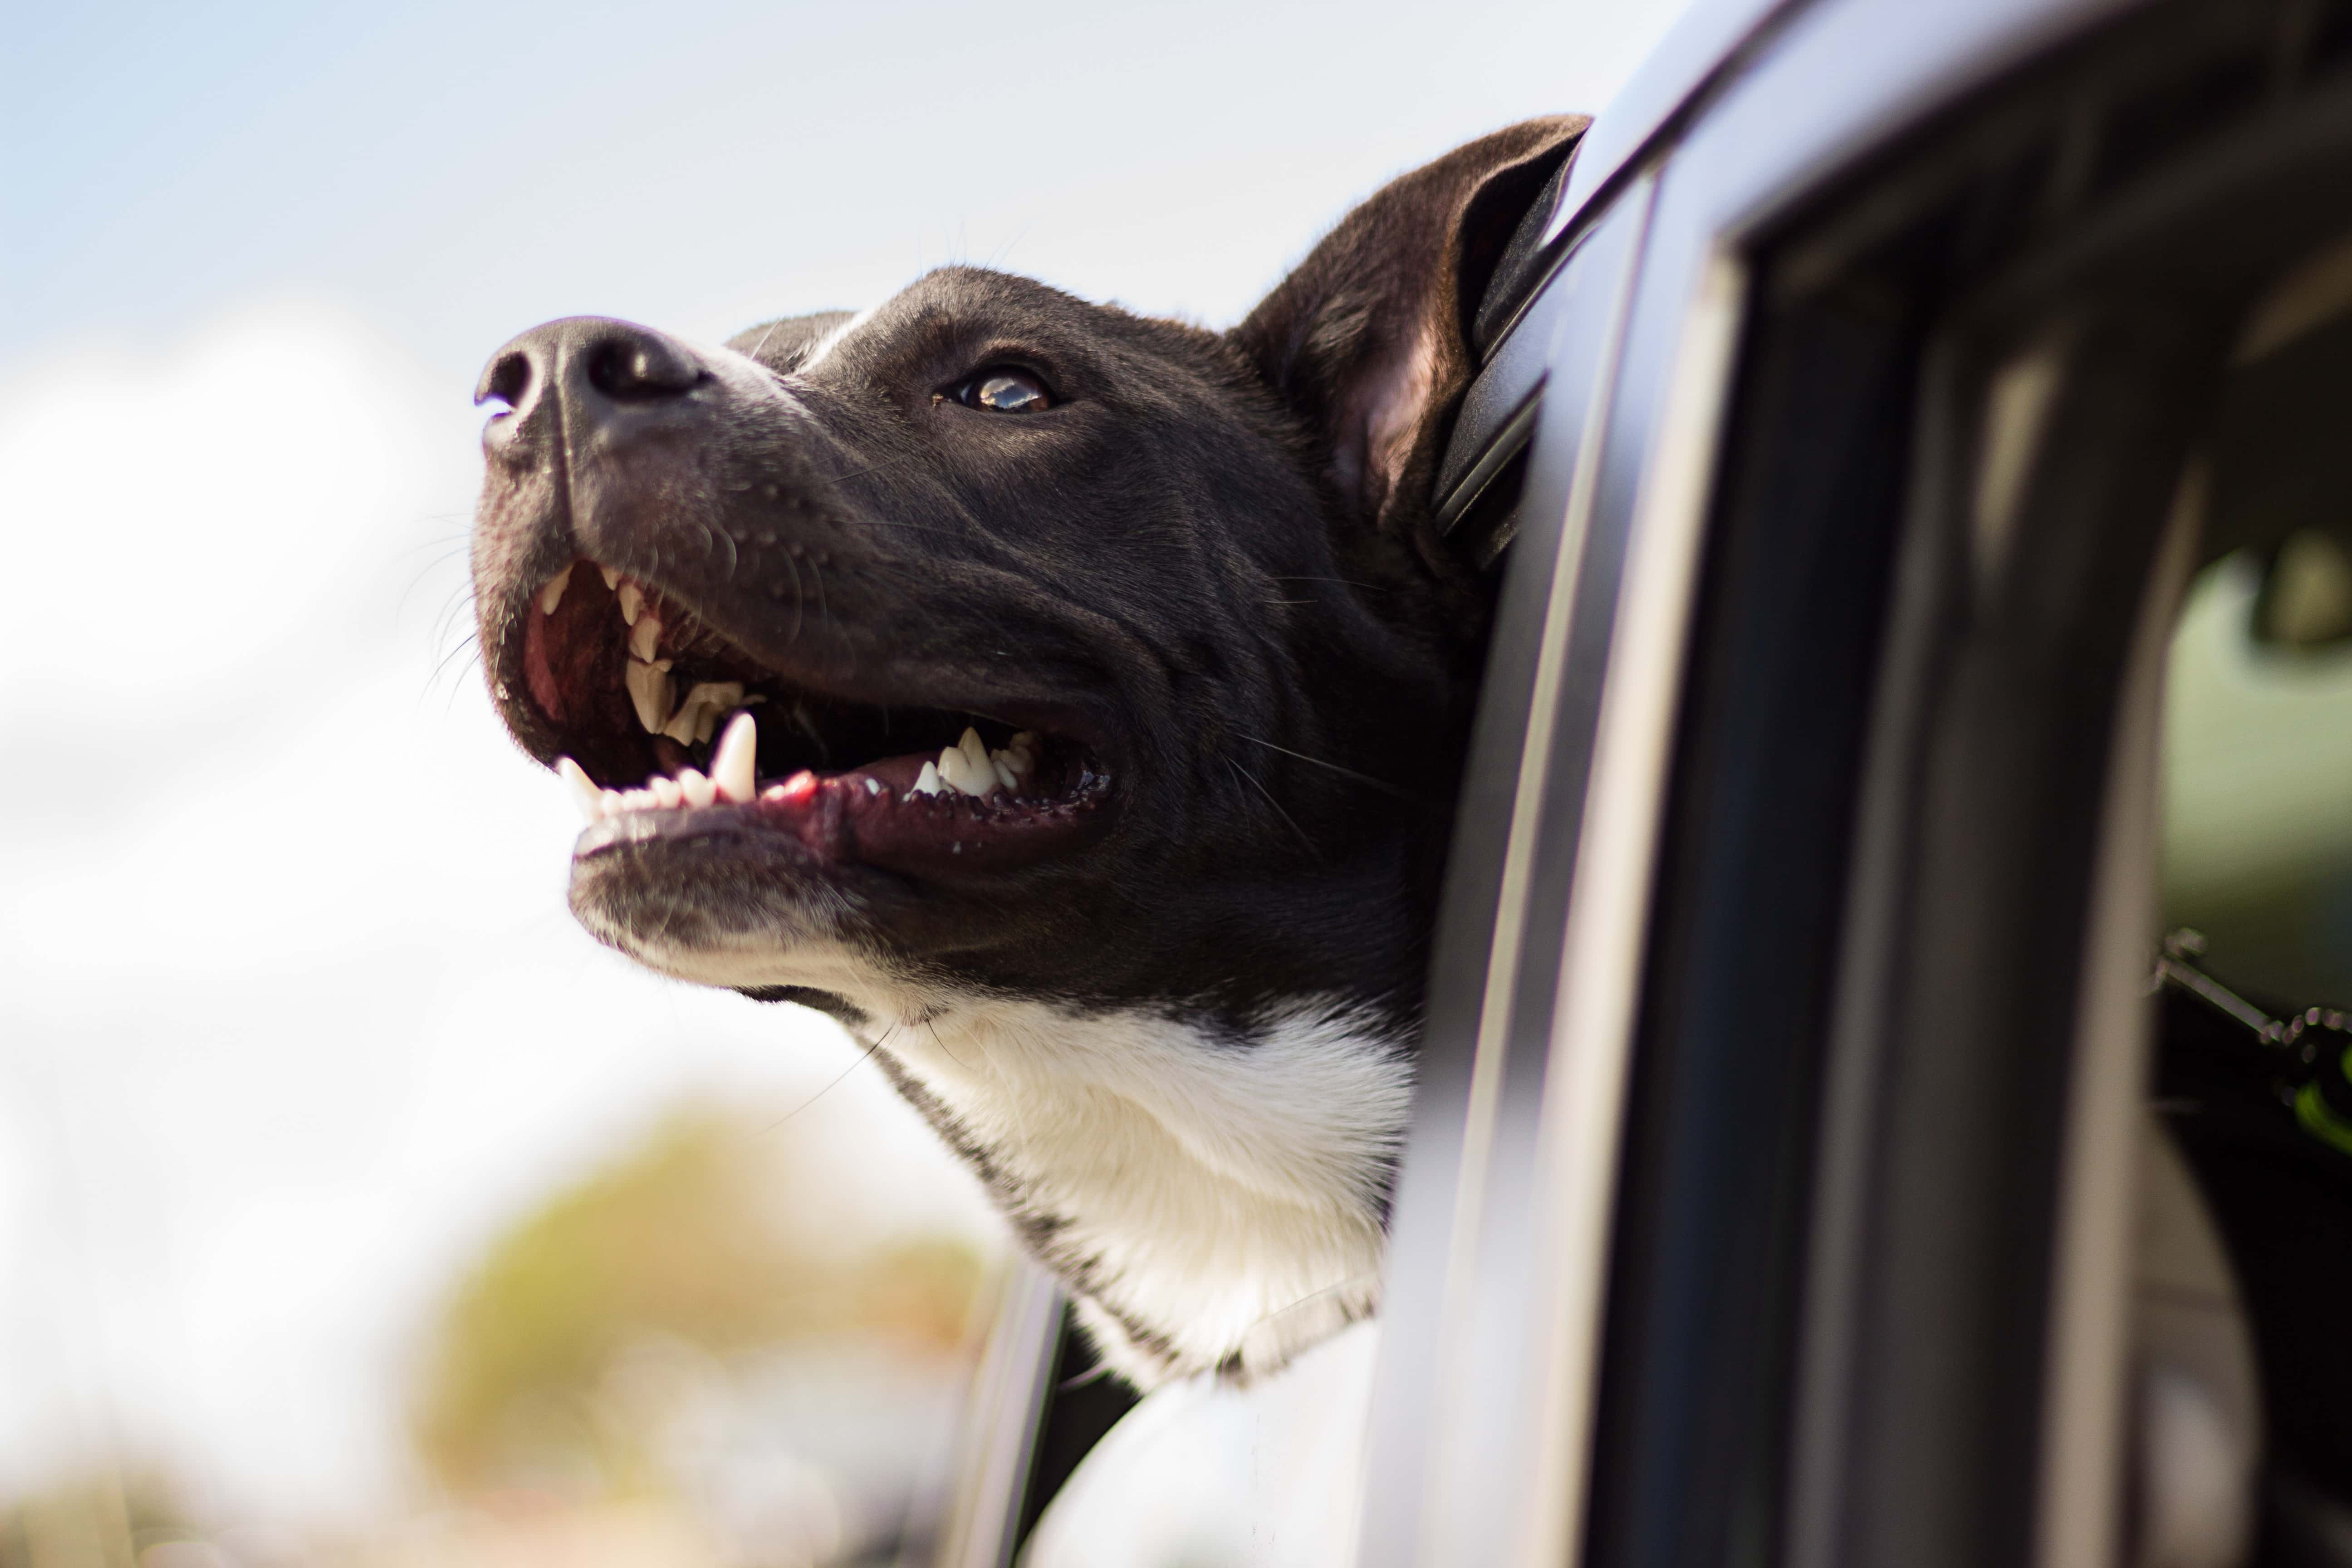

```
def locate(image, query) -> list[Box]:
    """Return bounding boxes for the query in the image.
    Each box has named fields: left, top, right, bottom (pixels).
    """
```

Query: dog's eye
left=958, top=368, right=1054, bottom=413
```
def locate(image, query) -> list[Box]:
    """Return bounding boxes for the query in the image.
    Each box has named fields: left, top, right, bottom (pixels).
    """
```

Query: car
left=921, top=0, right=2352, bottom=1561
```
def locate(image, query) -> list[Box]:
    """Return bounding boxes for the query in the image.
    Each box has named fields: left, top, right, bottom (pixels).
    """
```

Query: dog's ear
left=1230, top=116, right=1589, bottom=554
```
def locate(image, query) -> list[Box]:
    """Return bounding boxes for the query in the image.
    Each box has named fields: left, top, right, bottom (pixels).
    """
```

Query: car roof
left=1548, top=0, right=2155, bottom=246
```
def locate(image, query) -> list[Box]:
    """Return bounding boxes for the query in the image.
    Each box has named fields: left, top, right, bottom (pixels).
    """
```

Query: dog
left=469, top=117, right=1587, bottom=1390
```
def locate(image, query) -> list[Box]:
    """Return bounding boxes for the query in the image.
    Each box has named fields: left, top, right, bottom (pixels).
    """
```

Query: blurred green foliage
left=412, top=1106, right=983, bottom=1498
left=0, top=1470, right=184, bottom=1568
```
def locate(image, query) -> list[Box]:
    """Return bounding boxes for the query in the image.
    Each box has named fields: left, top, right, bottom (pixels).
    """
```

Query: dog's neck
left=848, top=988, right=1413, bottom=1387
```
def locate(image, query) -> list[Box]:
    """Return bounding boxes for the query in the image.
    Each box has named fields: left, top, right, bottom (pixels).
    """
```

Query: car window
left=2149, top=233, right=2352, bottom=1553
left=1573, top=4, right=2352, bottom=1565
left=2166, top=298, right=2352, bottom=1007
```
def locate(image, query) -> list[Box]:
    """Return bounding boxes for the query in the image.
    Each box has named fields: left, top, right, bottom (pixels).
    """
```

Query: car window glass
left=2154, top=229, right=2352, bottom=1546
left=2166, top=250, right=2352, bottom=1004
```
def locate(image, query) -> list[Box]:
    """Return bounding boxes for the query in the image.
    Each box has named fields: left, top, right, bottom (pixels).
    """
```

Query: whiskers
left=1240, top=1270, right=1382, bottom=1348
left=1239, top=735, right=1417, bottom=802
left=416, top=541, right=486, bottom=711
left=760, top=1024, right=890, bottom=1135
left=1225, top=757, right=1321, bottom=860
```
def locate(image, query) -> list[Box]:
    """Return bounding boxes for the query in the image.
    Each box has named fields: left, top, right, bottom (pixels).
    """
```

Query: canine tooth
left=625, top=658, right=675, bottom=734
left=537, top=568, right=572, bottom=616
left=957, top=727, right=990, bottom=773
left=651, top=776, right=685, bottom=809
left=618, top=582, right=644, bottom=625
left=711, top=713, right=757, bottom=802
left=629, top=612, right=662, bottom=662
left=556, top=756, right=603, bottom=823
left=937, top=743, right=991, bottom=797
left=600, top=564, right=622, bottom=591
left=911, top=760, right=945, bottom=797
left=678, top=769, right=717, bottom=808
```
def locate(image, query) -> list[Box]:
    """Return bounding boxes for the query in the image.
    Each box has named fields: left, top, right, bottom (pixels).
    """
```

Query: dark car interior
left=1448, top=1, right=2352, bottom=1562
left=1640, top=0, right=2352, bottom=1558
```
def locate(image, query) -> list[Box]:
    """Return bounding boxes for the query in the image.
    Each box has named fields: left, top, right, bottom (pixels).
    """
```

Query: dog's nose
left=475, top=317, right=705, bottom=465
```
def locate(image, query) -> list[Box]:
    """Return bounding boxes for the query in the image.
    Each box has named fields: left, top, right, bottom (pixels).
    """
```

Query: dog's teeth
left=623, top=788, right=657, bottom=812
left=555, top=756, right=603, bottom=823
left=911, top=760, right=946, bottom=797
left=992, top=755, right=1019, bottom=792
left=677, top=769, right=717, bottom=808
left=937, top=743, right=992, bottom=797
left=618, top=582, right=644, bottom=626
left=711, top=713, right=757, bottom=802
left=957, top=728, right=1000, bottom=794
left=864, top=776, right=885, bottom=796
left=662, top=681, right=745, bottom=746
left=600, top=564, right=622, bottom=591
left=536, top=568, right=572, bottom=616
left=625, top=658, right=675, bottom=734
left=650, top=775, right=685, bottom=809
left=628, top=612, right=662, bottom=662
left=601, top=788, right=622, bottom=814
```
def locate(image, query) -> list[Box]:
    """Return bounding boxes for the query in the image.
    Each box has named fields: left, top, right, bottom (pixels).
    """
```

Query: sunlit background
left=1, top=2, right=1689, bottom=1561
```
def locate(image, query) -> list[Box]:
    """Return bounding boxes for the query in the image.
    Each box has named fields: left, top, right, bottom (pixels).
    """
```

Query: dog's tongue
left=742, top=758, right=1104, bottom=874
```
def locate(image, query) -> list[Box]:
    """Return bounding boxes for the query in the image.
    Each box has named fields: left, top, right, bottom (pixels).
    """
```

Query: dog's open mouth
left=516, top=560, right=1112, bottom=876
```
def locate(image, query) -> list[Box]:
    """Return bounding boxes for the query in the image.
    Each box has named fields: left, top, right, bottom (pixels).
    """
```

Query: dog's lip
left=568, top=750, right=1116, bottom=879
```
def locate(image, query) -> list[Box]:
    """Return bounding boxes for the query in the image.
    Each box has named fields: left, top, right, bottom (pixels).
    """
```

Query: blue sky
left=0, top=0, right=1689, bottom=1527
left=8, top=0, right=1686, bottom=380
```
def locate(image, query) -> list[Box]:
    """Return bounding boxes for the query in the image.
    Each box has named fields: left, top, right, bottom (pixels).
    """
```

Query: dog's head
left=470, top=119, right=1584, bottom=1029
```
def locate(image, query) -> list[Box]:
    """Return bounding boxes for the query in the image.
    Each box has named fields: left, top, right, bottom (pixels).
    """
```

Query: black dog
left=470, top=118, right=1586, bottom=1388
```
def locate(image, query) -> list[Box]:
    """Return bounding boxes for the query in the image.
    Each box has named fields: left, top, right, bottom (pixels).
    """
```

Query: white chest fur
left=615, top=929, right=1413, bottom=1387
left=860, top=994, right=1413, bottom=1387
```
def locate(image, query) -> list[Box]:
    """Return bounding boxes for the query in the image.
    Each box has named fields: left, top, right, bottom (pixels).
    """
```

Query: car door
left=1379, top=0, right=2352, bottom=1564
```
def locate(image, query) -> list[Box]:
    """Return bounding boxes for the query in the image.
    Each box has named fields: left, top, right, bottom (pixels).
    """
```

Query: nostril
left=476, top=349, right=534, bottom=411
left=585, top=335, right=702, bottom=402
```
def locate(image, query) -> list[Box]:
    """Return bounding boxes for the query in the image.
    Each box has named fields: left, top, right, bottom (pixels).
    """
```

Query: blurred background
left=0, top=2, right=1688, bottom=1563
